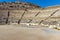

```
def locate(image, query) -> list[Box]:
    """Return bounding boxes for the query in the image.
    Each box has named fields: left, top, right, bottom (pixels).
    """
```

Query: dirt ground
left=0, top=25, right=60, bottom=40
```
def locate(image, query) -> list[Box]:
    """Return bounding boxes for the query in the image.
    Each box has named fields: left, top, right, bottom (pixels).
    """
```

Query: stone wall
left=0, top=2, right=60, bottom=24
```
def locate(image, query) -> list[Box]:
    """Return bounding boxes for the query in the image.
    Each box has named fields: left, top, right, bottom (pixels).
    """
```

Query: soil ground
left=0, top=25, right=60, bottom=40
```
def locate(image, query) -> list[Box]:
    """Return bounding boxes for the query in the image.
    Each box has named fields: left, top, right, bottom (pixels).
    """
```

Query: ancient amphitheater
left=0, top=2, right=60, bottom=40
left=0, top=2, right=60, bottom=25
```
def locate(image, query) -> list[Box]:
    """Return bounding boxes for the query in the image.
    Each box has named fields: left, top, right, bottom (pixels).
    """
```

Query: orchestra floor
left=0, top=25, right=60, bottom=40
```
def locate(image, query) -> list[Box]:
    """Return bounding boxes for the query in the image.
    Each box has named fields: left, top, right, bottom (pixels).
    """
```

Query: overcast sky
left=0, top=0, right=60, bottom=8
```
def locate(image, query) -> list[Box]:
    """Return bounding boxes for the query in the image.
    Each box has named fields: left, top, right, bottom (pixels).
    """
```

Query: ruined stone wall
left=0, top=2, right=60, bottom=24
left=0, top=7, right=60, bottom=24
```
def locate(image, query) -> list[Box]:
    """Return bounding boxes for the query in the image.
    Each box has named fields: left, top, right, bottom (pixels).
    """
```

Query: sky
left=0, top=0, right=60, bottom=8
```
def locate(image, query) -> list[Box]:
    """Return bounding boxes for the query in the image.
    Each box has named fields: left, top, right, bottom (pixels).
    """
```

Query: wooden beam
left=6, top=11, right=10, bottom=24
left=18, top=9, right=27, bottom=24
left=39, top=9, right=59, bottom=24
left=27, top=12, right=40, bottom=23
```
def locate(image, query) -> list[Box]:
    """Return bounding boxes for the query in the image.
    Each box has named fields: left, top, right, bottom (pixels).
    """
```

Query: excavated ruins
left=0, top=2, right=60, bottom=28
left=0, top=2, right=60, bottom=40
